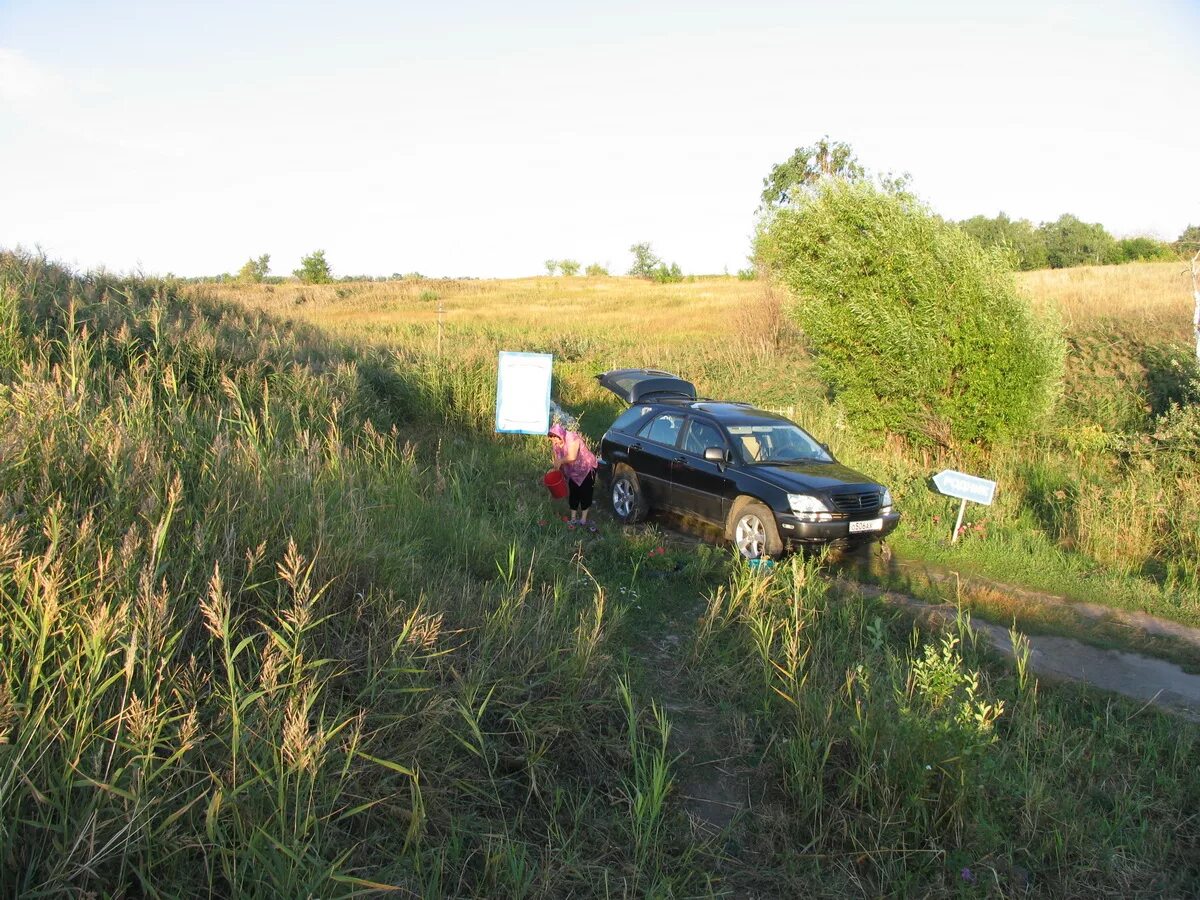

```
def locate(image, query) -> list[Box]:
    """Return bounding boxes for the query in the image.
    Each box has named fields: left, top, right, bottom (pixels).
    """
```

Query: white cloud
left=0, top=47, right=68, bottom=108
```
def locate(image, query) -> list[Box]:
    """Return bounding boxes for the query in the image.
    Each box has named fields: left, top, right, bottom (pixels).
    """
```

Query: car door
left=633, top=411, right=686, bottom=508
left=671, top=417, right=732, bottom=524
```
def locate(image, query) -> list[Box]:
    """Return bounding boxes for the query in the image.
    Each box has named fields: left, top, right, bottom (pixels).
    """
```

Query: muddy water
left=647, top=511, right=1200, bottom=720
left=858, top=583, right=1200, bottom=721
left=833, top=549, right=1200, bottom=718
left=1015, top=634, right=1200, bottom=718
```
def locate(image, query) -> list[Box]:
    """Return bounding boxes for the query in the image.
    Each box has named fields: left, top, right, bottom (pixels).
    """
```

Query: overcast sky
left=2, top=0, right=1197, bottom=278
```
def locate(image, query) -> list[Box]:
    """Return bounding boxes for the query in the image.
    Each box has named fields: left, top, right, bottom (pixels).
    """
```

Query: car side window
left=683, top=419, right=725, bottom=456
left=640, top=413, right=685, bottom=447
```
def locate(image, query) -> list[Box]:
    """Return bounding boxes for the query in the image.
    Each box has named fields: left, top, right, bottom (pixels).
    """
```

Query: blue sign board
left=932, top=469, right=997, bottom=506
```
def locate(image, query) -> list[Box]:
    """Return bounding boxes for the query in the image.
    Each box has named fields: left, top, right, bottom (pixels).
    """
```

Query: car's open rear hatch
left=596, top=368, right=697, bottom=404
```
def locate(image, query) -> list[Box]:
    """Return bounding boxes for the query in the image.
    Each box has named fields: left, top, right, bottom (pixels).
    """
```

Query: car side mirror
left=704, top=447, right=727, bottom=464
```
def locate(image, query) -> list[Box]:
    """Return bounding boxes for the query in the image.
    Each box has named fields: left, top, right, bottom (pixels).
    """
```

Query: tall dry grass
left=1019, top=260, right=1196, bottom=338
left=0, top=251, right=711, bottom=895
left=210, top=275, right=762, bottom=350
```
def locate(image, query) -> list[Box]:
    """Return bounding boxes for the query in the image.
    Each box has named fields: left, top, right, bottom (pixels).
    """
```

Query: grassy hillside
left=214, top=262, right=1200, bottom=626
left=3, top=251, right=1199, bottom=896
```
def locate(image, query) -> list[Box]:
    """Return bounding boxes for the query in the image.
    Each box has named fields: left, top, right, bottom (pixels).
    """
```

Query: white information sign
left=931, top=468, right=998, bottom=544
left=932, top=470, right=997, bottom=506
left=495, top=351, right=553, bottom=435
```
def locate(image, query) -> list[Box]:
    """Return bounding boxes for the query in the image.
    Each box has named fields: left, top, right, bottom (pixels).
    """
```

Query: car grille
left=831, top=491, right=882, bottom=515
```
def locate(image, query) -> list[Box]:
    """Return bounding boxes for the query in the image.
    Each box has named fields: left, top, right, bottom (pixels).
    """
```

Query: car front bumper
left=776, top=511, right=901, bottom=545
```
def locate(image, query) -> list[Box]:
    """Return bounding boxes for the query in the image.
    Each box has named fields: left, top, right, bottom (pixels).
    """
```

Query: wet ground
left=856, top=582, right=1200, bottom=721
left=837, top=547, right=1200, bottom=653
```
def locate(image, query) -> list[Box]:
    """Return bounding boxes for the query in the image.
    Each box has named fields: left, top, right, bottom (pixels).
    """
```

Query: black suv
left=595, top=369, right=899, bottom=559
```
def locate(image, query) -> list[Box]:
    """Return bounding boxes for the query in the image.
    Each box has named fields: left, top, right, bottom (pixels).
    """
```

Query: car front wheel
left=610, top=470, right=647, bottom=524
left=728, top=498, right=783, bottom=560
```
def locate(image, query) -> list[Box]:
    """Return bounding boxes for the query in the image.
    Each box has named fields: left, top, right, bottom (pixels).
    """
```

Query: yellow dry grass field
left=212, top=275, right=765, bottom=349
left=1018, top=260, right=1197, bottom=339
left=213, top=261, right=1198, bottom=428
left=215, top=261, right=1196, bottom=349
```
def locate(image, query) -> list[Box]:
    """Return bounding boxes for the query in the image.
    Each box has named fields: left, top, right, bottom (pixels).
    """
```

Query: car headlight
left=788, top=494, right=833, bottom=521
left=881, top=487, right=893, bottom=515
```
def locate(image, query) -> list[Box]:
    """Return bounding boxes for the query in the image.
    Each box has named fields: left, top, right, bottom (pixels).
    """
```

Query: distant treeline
left=176, top=272, right=452, bottom=285
left=956, top=214, right=1197, bottom=271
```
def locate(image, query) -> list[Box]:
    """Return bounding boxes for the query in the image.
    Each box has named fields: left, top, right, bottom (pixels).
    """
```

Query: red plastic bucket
left=543, top=470, right=568, bottom=499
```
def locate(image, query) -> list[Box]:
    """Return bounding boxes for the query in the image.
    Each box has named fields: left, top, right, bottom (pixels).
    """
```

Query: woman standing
left=548, top=423, right=599, bottom=531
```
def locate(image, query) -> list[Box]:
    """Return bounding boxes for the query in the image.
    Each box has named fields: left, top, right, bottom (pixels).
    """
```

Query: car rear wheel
left=610, top=469, right=647, bottom=524
left=728, top=498, right=783, bottom=560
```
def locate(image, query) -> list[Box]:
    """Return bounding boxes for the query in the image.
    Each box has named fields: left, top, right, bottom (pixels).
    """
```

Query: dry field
left=214, top=260, right=1198, bottom=350
left=210, top=275, right=765, bottom=349
left=1019, top=259, right=1197, bottom=338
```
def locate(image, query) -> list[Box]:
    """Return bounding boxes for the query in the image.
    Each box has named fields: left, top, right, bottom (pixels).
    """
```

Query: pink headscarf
left=548, top=423, right=566, bottom=440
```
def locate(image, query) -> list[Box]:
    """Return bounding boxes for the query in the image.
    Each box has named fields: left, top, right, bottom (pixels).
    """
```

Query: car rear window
left=611, top=406, right=652, bottom=434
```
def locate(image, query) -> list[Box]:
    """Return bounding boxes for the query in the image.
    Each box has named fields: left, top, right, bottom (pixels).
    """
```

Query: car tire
left=610, top=468, right=647, bottom=524
left=727, top=498, right=784, bottom=560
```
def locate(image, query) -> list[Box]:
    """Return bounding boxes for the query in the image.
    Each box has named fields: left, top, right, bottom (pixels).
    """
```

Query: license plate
left=849, top=518, right=883, bottom=534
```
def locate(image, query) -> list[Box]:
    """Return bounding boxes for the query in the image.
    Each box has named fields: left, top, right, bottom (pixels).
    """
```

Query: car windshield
left=725, top=423, right=833, bottom=464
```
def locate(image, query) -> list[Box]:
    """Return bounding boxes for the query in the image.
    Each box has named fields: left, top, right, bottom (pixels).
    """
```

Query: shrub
left=237, top=253, right=271, bottom=283
left=294, top=250, right=332, bottom=284
left=651, top=262, right=683, bottom=284
left=585, top=263, right=609, bottom=276
left=757, top=180, right=1064, bottom=446
left=1113, top=236, right=1174, bottom=263
left=628, top=243, right=661, bottom=278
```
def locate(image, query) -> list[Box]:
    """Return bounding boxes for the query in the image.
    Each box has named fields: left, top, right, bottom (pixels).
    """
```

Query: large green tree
left=1174, top=225, right=1200, bottom=255
left=760, top=136, right=865, bottom=208
left=757, top=180, right=1063, bottom=446
left=1039, top=215, right=1116, bottom=268
left=958, top=214, right=1048, bottom=271
left=628, top=242, right=662, bottom=278
left=237, top=253, right=271, bottom=283
left=294, top=250, right=332, bottom=284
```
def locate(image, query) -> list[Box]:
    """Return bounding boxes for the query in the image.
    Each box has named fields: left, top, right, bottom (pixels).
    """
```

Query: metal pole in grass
left=1191, top=248, right=1199, bottom=365
left=437, top=298, right=444, bottom=358
left=952, top=496, right=968, bottom=544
